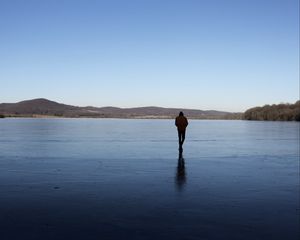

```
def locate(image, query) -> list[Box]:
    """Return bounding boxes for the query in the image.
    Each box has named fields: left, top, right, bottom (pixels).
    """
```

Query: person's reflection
left=176, top=150, right=186, bottom=190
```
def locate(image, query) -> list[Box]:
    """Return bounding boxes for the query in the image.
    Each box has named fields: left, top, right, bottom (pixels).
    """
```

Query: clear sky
left=0, top=0, right=299, bottom=112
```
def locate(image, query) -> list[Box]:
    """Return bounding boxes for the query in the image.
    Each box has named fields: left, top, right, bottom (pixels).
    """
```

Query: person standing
left=175, top=112, right=188, bottom=150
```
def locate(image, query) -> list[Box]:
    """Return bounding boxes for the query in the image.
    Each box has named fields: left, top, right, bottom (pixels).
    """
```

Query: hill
left=0, top=98, right=241, bottom=119
left=244, top=101, right=300, bottom=121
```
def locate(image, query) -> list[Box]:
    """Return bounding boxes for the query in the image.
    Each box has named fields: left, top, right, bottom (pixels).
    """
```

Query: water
left=0, top=118, right=299, bottom=240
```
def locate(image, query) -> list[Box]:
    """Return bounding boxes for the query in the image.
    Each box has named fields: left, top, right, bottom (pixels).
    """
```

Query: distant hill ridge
left=0, top=98, right=241, bottom=119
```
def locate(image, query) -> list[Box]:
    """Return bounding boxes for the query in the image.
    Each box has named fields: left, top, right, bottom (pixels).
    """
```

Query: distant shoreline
left=1, top=115, right=299, bottom=122
left=0, top=115, right=242, bottom=120
left=0, top=98, right=242, bottom=120
left=1, top=98, right=299, bottom=121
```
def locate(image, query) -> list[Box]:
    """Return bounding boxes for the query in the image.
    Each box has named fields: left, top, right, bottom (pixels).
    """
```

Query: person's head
left=179, top=111, right=184, bottom=116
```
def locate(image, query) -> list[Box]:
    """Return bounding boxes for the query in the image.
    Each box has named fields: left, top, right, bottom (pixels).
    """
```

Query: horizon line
left=1, top=98, right=243, bottom=113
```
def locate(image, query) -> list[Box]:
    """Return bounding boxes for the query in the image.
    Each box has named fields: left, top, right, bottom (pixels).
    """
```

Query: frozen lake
left=0, top=118, right=299, bottom=239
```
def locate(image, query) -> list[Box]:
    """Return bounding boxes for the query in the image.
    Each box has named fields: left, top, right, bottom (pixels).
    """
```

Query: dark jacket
left=175, top=116, right=188, bottom=132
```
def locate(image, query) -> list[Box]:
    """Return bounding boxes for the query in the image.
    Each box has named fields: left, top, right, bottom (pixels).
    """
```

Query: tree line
left=243, top=101, right=300, bottom=121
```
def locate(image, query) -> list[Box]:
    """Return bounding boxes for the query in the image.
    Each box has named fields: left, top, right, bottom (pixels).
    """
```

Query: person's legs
left=178, top=130, right=182, bottom=145
left=181, top=130, right=186, bottom=145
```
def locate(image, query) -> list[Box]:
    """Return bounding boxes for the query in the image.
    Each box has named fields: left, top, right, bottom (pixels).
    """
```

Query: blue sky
left=0, top=0, right=299, bottom=112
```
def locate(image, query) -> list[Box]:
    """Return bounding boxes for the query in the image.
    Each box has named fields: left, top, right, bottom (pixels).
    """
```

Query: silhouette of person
left=175, top=111, right=188, bottom=151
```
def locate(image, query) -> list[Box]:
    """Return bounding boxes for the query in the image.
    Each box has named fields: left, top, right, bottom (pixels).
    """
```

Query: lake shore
left=0, top=114, right=242, bottom=120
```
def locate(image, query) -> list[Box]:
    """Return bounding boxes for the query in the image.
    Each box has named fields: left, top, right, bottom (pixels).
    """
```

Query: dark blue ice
left=0, top=119, right=299, bottom=239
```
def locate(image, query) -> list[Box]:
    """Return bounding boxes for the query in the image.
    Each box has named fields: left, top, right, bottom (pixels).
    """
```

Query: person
left=175, top=112, right=188, bottom=150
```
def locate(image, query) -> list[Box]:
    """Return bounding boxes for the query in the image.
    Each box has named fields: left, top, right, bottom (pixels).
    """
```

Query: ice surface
left=0, top=119, right=299, bottom=239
